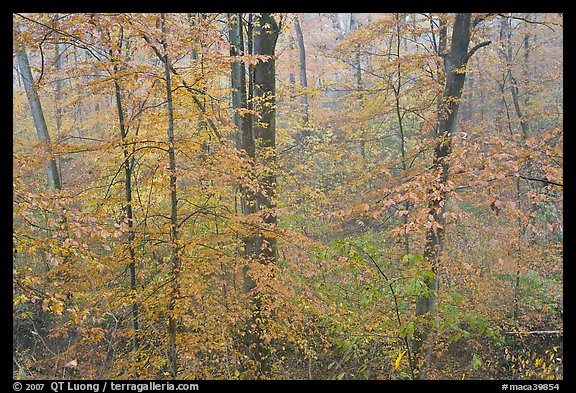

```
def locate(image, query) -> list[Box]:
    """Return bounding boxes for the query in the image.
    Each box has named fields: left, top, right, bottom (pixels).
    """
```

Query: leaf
left=418, top=269, right=435, bottom=282
left=399, top=321, right=415, bottom=338
left=394, top=350, right=407, bottom=370
left=64, top=359, right=78, bottom=368
left=406, top=278, right=427, bottom=296
left=52, top=300, right=64, bottom=316
left=402, top=253, right=423, bottom=267
left=471, top=354, right=483, bottom=371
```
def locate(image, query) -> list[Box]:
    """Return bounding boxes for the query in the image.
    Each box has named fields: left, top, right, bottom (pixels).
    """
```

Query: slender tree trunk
left=16, top=46, right=62, bottom=190
left=247, top=14, right=254, bottom=135
left=348, top=13, right=366, bottom=162
left=111, top=30, right=140, bottom=375
left=228, top=13, right=249, bottom=150
left=161, top=13, right=180, bottom=379
left=522, top=27, right=530, bottom=109
left=54, top=46, right=64, bottom=126
left=293, top=15, right=309, bottom=129
left=392, top=14, right=410, bottom=256
left=350, top=13, right=362, bottom=88
left=413, top=13, right=490, bottom=379
left=500, top=15, right=529, bottom=138
left=287, top=34, right=296, bottom=96
left=188, top=13, right=199, bottom=62
left=53, top=41, right=65, bottom=185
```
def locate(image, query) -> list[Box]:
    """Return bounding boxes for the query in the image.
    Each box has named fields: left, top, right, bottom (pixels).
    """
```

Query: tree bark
left=413, top=13, right=490, bottom=379
left=253, top=13, right=279, bottom=265
left=16, top=46, right=62, bottom=190
left=110, top=29, right=140, bottom=375
left=228, top=13, right=249, bottom=151
left=242, top=12, right=279, bottom=377
left=500, top=14, right=529, bottom=138
left=350, top=13, right=362, bottom=89
left=227, top=12, right=259, bottom=310
left=161, top=13, right=180, bottom=379
left=392, top=14, right=410, bottom=256
left=293, top=15, right=309, bottom=129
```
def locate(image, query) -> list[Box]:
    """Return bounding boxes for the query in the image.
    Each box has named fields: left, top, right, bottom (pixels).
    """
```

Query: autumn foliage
left=13, top=13, right=562, bottom=380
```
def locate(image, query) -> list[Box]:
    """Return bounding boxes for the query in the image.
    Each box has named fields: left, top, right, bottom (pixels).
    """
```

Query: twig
left=13, top=356, right=28, bottom=378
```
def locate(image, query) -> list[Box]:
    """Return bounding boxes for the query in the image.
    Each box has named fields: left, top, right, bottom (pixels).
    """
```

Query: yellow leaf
left=52, top=300, right=64, bottom=316
left=394, top=350, right=407, bottom=370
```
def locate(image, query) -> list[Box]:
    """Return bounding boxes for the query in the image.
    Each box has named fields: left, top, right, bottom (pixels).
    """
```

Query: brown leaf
left=64, top=359, right=78, bottom=368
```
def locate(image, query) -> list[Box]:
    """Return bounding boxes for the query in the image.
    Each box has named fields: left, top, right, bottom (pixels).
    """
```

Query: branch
left=15, top=13, right=108, bottom=62
left=138, top=30, right=223, bottom=141
left=13, top=356, right=28, bottom=378
left=348, top=244, right=416, bottom=380
left=497, top=14, right=559, bottom=32
left=513, top=174, right=563, bottom=188
left=472, top=13, right=495, bottom=28
left=462, top=40, right=492, bottom=64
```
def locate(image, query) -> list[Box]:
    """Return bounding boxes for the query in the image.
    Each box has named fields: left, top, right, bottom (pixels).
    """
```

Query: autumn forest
left=12, top=13, right=563, bottom=380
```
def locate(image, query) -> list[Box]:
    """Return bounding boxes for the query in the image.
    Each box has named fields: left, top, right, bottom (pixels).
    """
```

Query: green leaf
left=399, top=321, right=415, bottom=338
left=471, top=354, right=483, bottom=371
left=406, top=278, right=427, bottom=296
left=418, top=269, right=436, bottom=282
left=402, top=253, right=423, bottom=267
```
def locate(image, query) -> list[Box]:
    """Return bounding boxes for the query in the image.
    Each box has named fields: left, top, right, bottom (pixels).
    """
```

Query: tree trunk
left=350, top=13, right=362, bottom=89
left=16, top=46, right=62, bottom=190
left=253, top=12, right=279, bottom=265
left=413, top=13, right=490, bottom=379
left=242, top=12, right=279, bottom=377
left=228, top=13, right=249, bottom=150
left=348, top=13, right=366, bottom=161
left=504, top=15, right=529, bottom=138
left=161, top=13, right=180, bottom=379
left=227, top=11, right=259, bottom=313
left=293, top=15, right=309, bottom=129
left=392, top=14, right=410, bottom=256
left=111, top=29, right=140, bottom=375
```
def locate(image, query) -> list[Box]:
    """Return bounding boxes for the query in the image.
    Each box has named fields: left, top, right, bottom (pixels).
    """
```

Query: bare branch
left=472, top=13, right=495, bottom=27
left=517, top=174, right=563, bottom=188
left=498, top=13, right=559, bottom=32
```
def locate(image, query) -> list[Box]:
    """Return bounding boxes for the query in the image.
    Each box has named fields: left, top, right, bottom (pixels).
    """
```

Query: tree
left=15, top=36, right=62, bottom=190
left=293, top=15, right=310, bottom=130
left=413, top=13, right=491, bottom=379
left=99, top=22, right=143, bottom=375
left=228, top=13, right=249, bottom=151
left=13, top=12, right=562, bottom=381
left=158, top=13, right=182, bottom=378
left=241, top=12, right=281, bottom=376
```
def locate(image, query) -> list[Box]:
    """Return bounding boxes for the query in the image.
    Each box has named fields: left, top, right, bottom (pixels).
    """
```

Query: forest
left=13, top=13, right=563, bottom=380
